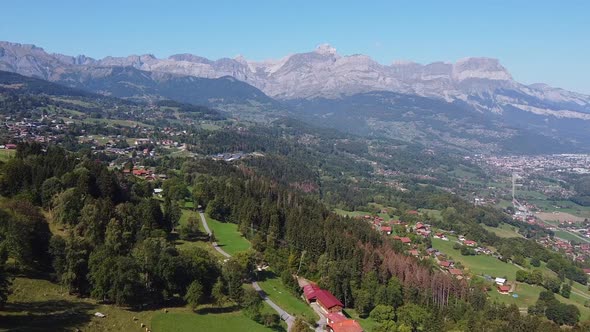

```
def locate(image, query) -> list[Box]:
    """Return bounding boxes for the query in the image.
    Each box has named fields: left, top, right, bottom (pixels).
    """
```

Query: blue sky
left=1, top=0, right=589, bottom=93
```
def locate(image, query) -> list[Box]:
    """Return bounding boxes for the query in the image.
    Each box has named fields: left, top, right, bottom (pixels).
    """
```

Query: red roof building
left=380, top=226, right=392, bottom=234
left=448, top=269, right=463, bottom=276
left=497, top=285, right=511, bottom=294
left=408, top=249, right=419, bottom=257
left=316, top=289, right=344, bottom=313
left=303, top=284, right=320, bottom=302
left=328, top=319, right=364, bottom=332
left=400, top=237, right=411, bottom=244
left=583, top=268, right=590, bottom=275
left=415, top=222, right=425, bottom=229
left=438, top=261, right=452, bottom=268
left=326, top=313, right=347, bottom=324
left=464, top=240, right=477, bottom=247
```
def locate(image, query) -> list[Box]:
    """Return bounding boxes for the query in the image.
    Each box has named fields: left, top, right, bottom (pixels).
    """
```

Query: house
left=497, top=285, right=511, bottom=294
left=5, top=144, right=17, bottom=149
left=464, top=240, right=477, bottom=247
left=400, top=237, right=411, bottom=244
left=315, top=289, right=344, bottom=313
left=380, top=226, right=392, bottom=235
left=153, top=188, right=163, bottom=195
left=448, top=269, right=463, bottom=278
left=583, top=268, right=590, bottom=275
left=438, top=261, right=453, bottom=269
left=495, top=277, right=506, bottom=286
left=327, top=319, right=364, bottom=332
left=415, top=222, right=425, bottom=230
left=408, top=249, right=419, bottom=257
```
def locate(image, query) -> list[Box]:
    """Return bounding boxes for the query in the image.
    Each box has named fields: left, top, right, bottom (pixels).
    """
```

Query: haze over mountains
left=1, top=41, right=589, bottom=153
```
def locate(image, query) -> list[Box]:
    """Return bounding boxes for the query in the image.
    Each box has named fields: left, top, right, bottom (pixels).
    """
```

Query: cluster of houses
left=302, top=284, right=363, bottom=332
left=2, top=118, right=62, bottom=145
left=122, top=167, right=167, bottom=181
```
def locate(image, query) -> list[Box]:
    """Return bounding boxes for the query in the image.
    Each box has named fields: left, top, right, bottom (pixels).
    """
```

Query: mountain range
left=1, top=41, right=589, bottom=153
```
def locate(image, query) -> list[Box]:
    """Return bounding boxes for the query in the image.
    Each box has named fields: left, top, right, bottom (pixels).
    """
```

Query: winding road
left=198, top=211, right=295, bottom=330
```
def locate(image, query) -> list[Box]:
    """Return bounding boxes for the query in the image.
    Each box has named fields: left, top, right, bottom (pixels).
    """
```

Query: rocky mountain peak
left=314, top=43, right=338, bottom=56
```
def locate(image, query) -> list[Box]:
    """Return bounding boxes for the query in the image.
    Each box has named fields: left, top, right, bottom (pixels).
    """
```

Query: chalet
left=497, top=285, right=511, bottom=294
left=380, top=226, right=392, bottom=235
left=5, top=144, right=17, bottom=149
left=315, top=289, right=344, bottom=313
left=438, top=261, right=453, bottom=269
left=327, top=319, right=364, bottom=332
left=464, top=240, right=477, bottom=247
left=415, top=222, right=425, bottom=230
left=433, top=233, right=448, bottom=240
left=408, top=249, right=419, bottom=257
left=584, top=268, right=590, bottom=275
left=400, top=237, right=411, bottom=244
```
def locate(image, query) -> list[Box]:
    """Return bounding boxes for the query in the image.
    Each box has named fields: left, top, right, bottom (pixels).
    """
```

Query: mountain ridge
left=1, top=40, right=589, bottom=122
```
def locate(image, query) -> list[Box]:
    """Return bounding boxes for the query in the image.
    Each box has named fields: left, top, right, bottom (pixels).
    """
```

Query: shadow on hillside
left=194, top=305, right=239, bottom=315
left=255, top=270, right=277, bottom=282
left=0, top=299, right=96, bottom=331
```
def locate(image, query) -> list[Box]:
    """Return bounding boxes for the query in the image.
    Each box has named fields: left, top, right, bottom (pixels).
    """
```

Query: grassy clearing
left=483, top=223, right=522, bottom=238
left=151, top=309, right=282, bottom=332
left=1, top=277, right=159, bottom=332
left=205, top=215, right=251, bottom=256
left=432, top=237, right=521, bottom=279
left=420, top=208, right=442, bottom=221
left=255, top=270, right=317, bottom=322
left=0, top=149, right=16, bottom=161
left=487, top=281, right=539, bottom=309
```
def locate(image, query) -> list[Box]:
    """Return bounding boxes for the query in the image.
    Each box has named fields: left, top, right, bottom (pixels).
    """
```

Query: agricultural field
left=432, top=237, right=522, bottom=279
left=255, top=270, right=317, bottom=322
left=433, top=238, right=590, bottom=319
left=0, top=149, right=15, bottom=161
left=205, top=215, right=251, bottom=256
left=552, top=230, right=590, bottom=244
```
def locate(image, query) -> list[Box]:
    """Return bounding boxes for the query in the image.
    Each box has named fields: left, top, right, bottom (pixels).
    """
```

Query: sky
left=1, top=0, right=589, bottom=93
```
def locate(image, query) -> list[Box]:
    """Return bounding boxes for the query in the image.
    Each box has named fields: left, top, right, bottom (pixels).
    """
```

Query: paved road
left=252, top=281, right=295, bottom=328
left=198, top=210, right=294, bottom=330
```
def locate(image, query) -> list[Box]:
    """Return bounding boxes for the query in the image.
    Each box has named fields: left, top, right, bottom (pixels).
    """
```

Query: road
left=198, top=211, right=294, bottom=330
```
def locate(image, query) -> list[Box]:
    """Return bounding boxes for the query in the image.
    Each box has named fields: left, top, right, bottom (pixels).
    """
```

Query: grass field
left=255, top=270, right=317, bottom=322
left=151, top=311, right=281, bottom=332
left=0, top=149, right=16, bottom=161
left=205, top=215, right=251, bottom=256
left=483, top=223, right=522, bottom=238
left=432, top=237, right=521, bottom=279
